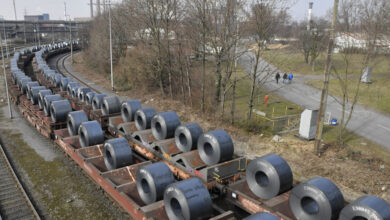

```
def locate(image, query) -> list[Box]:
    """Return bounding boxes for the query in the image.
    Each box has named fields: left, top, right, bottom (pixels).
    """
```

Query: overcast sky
left=0, top=0, right=332, bottom=21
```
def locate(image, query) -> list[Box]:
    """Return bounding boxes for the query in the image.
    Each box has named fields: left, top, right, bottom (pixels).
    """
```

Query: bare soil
left=71, top=52, right=390, bottom=203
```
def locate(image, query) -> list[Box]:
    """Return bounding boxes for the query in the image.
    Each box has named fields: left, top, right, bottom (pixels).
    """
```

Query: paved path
left=238, top=51, right=390, bottom=150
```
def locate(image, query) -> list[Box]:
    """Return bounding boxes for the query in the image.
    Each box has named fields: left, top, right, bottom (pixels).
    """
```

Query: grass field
left=261, top=47, right=390, bottom=76
left=307, top=78, right=390, bottom=115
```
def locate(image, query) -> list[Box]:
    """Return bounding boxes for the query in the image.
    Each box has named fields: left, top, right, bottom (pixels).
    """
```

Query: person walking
left=282, top=73, right=288, bottom=84
left=288, top=72, right=293, bottom=84
left=275, top=72, right=280, bottom=84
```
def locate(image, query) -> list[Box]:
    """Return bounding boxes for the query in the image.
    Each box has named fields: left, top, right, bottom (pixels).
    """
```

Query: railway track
left=0, top=143, right=40, bottom=220
left=54, top=53, right=104, bottom=94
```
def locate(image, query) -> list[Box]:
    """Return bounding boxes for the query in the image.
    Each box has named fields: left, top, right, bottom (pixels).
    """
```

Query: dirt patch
left=71, top=52, right=390, bottom=203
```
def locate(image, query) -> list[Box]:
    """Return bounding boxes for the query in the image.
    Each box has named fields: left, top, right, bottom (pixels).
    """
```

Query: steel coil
left=43, top=94, right=62, bottom=116
left=135, top=107, right=156, bottom=130
left=26, top=81, right=40, bottom=98
left=38, top=90, right=52, bottom=110
left=197, top=129, right=234, bottom=165
left=163, top=177, right=213, bottom=220
left=92, top=94, right=107, bottom=110
left=174, top=123, right=203, bottom=152
left=77, top=87, right=92, bottom=102
left=101, top=96, right=121, bottom=115
left=289, top=177, right=344, bottom=220
left=85, top=92, right=97, bottom=105
left=136, top=162, right=175, bottom=204
left=67, top=110, right=88, bottom=136
left=66, top=82, right=79, bottom=96
left=50, top=100, right=72, bottom=123
left=103, top=137, right=133, bottom=170
left=29, top=86, right=46, bottom=105
left=60, top=77, right=72, bottom=91
left=339, top=196, right=390, bottom=220
left=19, top=78, right=32, bottom=93
left=78, top=120, right=104, bottom=147
left=151, top=111, right=181, bottom=140
left=247, top=154, right=293, bottom=200
left=121, top=100, right=142, bottom=122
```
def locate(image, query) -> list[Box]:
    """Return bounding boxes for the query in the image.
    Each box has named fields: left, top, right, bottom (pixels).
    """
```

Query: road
left=238, top=51, right=390, bottom=150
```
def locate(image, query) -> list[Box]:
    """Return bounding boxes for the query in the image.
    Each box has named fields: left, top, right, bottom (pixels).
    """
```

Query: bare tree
left=246, top=0, right=288, bottom=122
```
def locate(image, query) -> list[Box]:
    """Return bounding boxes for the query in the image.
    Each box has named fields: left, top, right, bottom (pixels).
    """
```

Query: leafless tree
left=246, top=0, right=288, bottom=122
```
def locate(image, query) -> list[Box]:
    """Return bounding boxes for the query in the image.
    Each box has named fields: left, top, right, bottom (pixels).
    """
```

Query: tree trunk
left=185, top=56, right=193, bottom=107
left=248, top=50, right=260, bottom=122
left=201, top=0, right=206, bottom=113
left=215, top=56, right=222, bottom=107
left=231, top=78, right=237, bottom=125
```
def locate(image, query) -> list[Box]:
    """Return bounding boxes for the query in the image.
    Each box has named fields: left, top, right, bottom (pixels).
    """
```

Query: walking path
left=238, top=51, right=390, bottom=150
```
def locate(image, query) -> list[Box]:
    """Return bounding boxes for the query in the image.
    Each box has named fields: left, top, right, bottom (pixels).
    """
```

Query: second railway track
left=0, top=143, right=40, bottom=220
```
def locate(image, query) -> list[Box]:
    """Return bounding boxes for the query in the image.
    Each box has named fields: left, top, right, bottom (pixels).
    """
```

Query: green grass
left=307, top=78, right=390, bottom=115
left=261, top=47, right=390, bottom=76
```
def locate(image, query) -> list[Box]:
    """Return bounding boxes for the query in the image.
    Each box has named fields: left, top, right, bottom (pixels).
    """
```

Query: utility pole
left=2, top=19, right=9, bottom=58
left=314, top=0, right=339, bottom=156
left=13, top=0, right=18, bottom=20
left=37, top=24, right=41, bottom=47
left=0, top=33, right=13, bottom=119
left=108, top=0, right=114, bottom=91
left=64, top=2, right=73, bottom=63
left=90, top=0, right=94, bottom=17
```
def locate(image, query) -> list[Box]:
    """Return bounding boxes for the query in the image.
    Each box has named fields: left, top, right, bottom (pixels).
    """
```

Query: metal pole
left=0, top=33, right=13, bottom=119
left=2, top=20, right=9, bottom=58
left=314, top=0, right=339, bottom=156
left=70, top=19, right=73, bottom=63
left=37, top=24, right=41, bottom=47
left=13, top=0, right=18, bottom=20
left=108, top=0, right=114, bottom=91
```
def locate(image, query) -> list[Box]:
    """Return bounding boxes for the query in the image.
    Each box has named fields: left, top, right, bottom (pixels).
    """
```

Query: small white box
left=299, top=109, right=319, bottom=140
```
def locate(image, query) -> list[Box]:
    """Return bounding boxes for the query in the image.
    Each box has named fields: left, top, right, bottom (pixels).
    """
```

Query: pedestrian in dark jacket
left=282, top=73, right=288, bottom=84
left=275, top=72, right=280, bottom=84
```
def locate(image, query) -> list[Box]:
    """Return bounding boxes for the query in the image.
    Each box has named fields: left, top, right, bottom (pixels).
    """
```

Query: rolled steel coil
left=103, top=137, right=133, bottom=170
left=197, top=129, right=234, bottom=166
left=67, top=110, right=88, bottom=136
left=289, top=177, right=344, bottom=220
left=246, top=154, right=293, bottom=200
left=71, top=86, right=79, bottom=98
left=174, top=123, right=203, bottom=152
left=38, top=90, right=52, bottom=110
left=26, top=81, right=40, bottom=98
left=135, top=107, right=156, bottom=131
left=29, top=86, right=46, bottom=105
left=339, top=196, right=390, bottom=220
left=67, top=82, right=79, bottom=96
left=50, top=100, right=72, bottom=123
left=43, top=94, right=62, bottom=116
left=121, top=100, right=142, bottom=122
left=243, top=212, right=280, bottom=220
left=151, top=111, right=181, bottom=140
left=85, top=92, right=97, bottom=105
left=136, top=162, right=175, bottom=205
left=17, top=76, right=30, bottom=90
left=163, top=177, right=212, bottom=220
left=101, top=96, right=121, bottom=115
left=53, top=73, right=63, bottom=87
left=92, top=94, right=107, bottom=110
left=19, top=78, right=32, bottom=93
left=78, top=120, right=104, bottom=147
left=60, top=77, right=72, bottom=91
left=77, top=87, right=92, bottom=102
left=13, top=72, right=25, bottom=84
